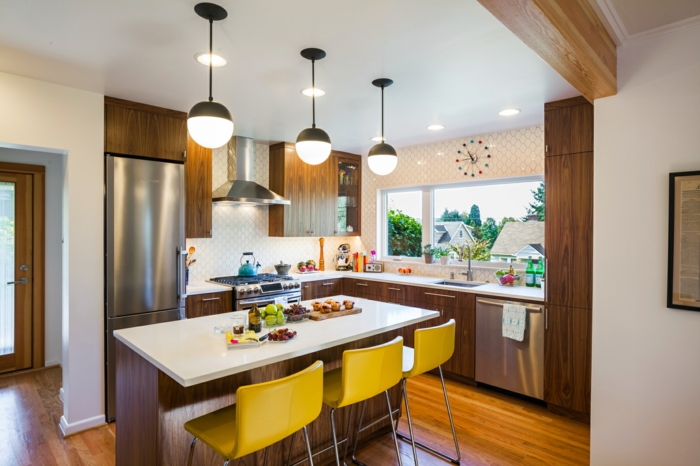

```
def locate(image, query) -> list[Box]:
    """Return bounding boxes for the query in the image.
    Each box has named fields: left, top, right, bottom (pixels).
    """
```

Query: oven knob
left=294, top=282, right=300, bottom=289
left=246, top=287, right=252, bottom=295
left=254, top=287, right=260, bottom=293
left=283, top=284, right=289, bottom=290
left=238, top=288, right=245, bottom=296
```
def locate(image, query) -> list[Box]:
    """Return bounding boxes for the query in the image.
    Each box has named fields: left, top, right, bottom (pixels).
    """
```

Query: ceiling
left=591, top=0, right=700, bottom=44
left=0, top=0, right=580, bottom=154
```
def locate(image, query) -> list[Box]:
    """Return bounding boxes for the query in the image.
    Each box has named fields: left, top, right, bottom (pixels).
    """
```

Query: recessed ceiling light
left=301, top=87, right=325, bottom=97
left=499, top=108, right=520, bottom=116
left=370, top=136, right=384, bottom=142
left=427, top=124, right=444, bottom=131
left=195, top=52, right=227, bottom=67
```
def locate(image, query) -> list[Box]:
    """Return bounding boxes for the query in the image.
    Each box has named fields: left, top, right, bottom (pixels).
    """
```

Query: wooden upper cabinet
left=185, top=134, right=212, bottom=238
left=544, top=305, right=592, bottom=415
left=545, top=152, right=593, bottom=309
left=333, top=153, right=362, bottom=236
left=104, top=97, right=187, bottom=161
left=269, top=143, right=361, bottom=237
left=544, top=96, right=593, bottom=157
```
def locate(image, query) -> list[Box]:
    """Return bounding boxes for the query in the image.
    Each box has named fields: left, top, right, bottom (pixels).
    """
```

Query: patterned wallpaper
left=187, top=125, right=543, bottom=282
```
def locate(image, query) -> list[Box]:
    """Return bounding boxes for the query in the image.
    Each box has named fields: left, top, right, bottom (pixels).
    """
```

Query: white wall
left=592, top=25, right=700, bottom=465
left=0, top=147, right=64, bottom=366
left=0, top=72, right=104, bottom=434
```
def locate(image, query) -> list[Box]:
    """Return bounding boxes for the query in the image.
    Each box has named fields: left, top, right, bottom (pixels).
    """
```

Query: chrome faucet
left=458, top=243, right=473, bottom=281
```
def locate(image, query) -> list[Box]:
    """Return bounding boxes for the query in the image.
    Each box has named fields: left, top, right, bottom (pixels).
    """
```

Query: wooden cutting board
left=309, top=307, right=362, bottom=321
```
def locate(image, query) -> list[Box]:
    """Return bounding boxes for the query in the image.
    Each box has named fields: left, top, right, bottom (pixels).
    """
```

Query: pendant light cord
left=381, top=85, right=385, bottom=140
left=311, top=59, right=316, bottom=128
left=208, top=17, right=213, bottom=102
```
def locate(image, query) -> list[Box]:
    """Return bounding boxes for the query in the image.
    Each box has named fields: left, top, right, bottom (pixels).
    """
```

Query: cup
left=230, top=315, right=246, bottom=335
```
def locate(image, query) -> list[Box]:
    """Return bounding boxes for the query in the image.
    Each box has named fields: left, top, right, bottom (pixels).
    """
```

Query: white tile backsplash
left=188, top=125, right=543, bottom=282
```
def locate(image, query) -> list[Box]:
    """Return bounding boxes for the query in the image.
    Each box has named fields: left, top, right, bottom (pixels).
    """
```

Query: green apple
left=265, top=304, right=277, bottom=316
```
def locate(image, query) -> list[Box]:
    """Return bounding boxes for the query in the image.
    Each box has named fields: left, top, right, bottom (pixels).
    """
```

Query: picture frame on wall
left=668, top=170, right=700, bottom=311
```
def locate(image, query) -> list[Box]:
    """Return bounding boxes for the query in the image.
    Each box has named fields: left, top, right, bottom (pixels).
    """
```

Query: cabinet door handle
left=544, top=257, right=548, bottom=303
left=388, top=287, right=401, bottom=291
left=425, top=292, right=455, bottom=299
left=202, top=297, right=220, bottom=302
left=322, top=282, right=335, bottom=286
left=545, top=308, right=548, bottom=330
left=356, top=283, right=368, bottom=287
left=303, top=285, right=310, bottom=289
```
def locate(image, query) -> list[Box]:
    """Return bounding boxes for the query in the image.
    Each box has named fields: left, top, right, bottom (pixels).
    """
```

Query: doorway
left=0, top=162, right=45, bottom=374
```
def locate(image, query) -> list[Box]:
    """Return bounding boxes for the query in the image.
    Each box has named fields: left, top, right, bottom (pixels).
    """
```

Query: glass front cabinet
left=334, top=154, right=361, bottom=236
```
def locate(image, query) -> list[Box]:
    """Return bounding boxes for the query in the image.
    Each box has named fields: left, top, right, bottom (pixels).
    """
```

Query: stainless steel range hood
left=212, top=136, right=290, bottom=205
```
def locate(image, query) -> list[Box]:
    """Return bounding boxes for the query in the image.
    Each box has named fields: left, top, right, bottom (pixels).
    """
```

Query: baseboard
left=59, top=387, right=65, bottom=403
left=45, top=359, right=61, bottom=367
left=547, top=404, right=590, bottom=425
left=59, top=414, right=106, bottom=437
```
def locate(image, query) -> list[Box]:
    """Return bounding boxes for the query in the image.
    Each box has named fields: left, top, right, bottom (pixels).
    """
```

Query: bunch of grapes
left=284, top=304, right=310, bottom=316
left=269, top=328, right=297, bottom=341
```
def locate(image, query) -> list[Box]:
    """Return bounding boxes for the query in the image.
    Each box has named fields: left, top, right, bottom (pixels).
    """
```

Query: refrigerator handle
left=177, top=247, right=187, bottom=304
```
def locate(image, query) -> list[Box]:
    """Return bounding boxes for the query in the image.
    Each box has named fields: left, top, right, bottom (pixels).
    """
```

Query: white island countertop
left=290, top=271, right=544, bottom=302
left=114, top=296, right=439, bottom=387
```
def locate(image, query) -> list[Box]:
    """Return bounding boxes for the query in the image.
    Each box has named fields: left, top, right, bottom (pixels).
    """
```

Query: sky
left=387, top=180, right=542, bottom=222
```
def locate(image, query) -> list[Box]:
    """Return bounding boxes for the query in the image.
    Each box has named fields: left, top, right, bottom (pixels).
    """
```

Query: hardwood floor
left=0, top=367, right=589, bottom=466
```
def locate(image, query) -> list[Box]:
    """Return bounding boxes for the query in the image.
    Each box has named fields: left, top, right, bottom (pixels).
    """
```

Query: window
left=381, top=176, right=544, bottom=263
left=385, top=190, right=423, bottom=258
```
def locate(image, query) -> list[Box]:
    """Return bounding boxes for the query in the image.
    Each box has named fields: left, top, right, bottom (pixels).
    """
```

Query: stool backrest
left=234, top=360, right=324, bottom=458
left=407, top=319, right=455, bottom=378
left=339, top=336, right=403, bottom=408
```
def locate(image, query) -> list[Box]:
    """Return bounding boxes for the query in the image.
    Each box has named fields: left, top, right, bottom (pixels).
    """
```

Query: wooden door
left=318, top=157, right=338, bottom=237
left=545, top=152, right=594, bottom=309
left=185, top=134, right=212, bottom=238
left=441, top=297, right=476, bottom=379
left=269, top=143, right=316, bottom=237
left=544, top=305, right=592, bottom=414
left=104, top=97, right=187, bottom=161
left=186, top=291, right=233, bottom=318
left=0, top=172, right=33, bottom=373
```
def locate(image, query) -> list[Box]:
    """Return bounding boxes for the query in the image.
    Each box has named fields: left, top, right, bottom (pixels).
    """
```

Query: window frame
left=378, top=174, right=544, bottom=267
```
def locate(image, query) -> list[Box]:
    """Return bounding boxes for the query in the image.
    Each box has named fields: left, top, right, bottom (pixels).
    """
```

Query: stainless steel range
left=208, top=273, right=302, bottom=312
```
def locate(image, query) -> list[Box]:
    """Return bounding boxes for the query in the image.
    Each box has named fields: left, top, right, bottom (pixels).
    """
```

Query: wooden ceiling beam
left=477, top=0, right=617, bottom=102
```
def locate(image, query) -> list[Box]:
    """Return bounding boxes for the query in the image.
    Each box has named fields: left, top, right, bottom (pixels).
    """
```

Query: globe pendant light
left=296, top=48, right=331, bottom=165
left=188, top=3, right=234, bottom=149
left=368, top=78, right=398, bottom=175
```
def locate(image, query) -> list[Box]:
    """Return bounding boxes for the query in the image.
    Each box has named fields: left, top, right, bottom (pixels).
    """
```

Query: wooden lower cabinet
left=186, top=291, right=233, bottom=318
left=301, top=279, right=342, bottom=300
left=341, top=278, right=383, bottom=300
left=544, top=305, right=592, bottom=415
left=441, top=303, right=476, bottom=379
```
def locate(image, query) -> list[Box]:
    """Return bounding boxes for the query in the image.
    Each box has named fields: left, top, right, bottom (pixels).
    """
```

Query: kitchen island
left=114, top=296, right=439, bottom=466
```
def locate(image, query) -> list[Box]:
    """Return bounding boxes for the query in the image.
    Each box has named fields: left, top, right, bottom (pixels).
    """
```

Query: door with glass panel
left=0, top=172, right=33, bottom=373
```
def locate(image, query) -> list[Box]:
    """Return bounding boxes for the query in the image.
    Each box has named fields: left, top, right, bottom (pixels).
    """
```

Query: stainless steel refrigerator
left=104, top=155, right=186, bottom=421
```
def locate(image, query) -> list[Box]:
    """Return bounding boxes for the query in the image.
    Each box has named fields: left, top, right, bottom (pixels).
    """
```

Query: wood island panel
left=117, top=331, right=407, bottom=466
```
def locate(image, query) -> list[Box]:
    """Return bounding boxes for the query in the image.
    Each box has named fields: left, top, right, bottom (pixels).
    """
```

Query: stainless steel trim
left=202, top=297, right=220, bottom=302
left=425, top=292, right=455, bottom=298
left=234, top=292, right=302, bottom=312
left=476, top=298, right=543, bottom=312
left=6, top=278, right=28, bottom=285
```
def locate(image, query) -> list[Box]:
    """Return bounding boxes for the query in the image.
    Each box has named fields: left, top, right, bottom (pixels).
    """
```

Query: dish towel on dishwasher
left=502, top=304, right=527, bottom=341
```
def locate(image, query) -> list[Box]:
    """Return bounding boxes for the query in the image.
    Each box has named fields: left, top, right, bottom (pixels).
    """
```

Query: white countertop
left=114, top=295, right=439, bottom=387
left=186, top=281, right=232, bottom=296
left=290, top=271, right=544, bottom=303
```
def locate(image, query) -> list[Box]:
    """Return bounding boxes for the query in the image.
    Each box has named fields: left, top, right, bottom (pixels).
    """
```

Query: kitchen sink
left=434, top=280, right=488, bottom=288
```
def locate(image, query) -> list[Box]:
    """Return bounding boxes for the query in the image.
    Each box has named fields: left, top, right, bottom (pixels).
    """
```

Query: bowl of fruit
left=397, top=267, right=412, bottom=275
left=267, top=328, right=298, bottom=343
left=284, top=303, right=311, bottom=322
left=297, top=260, right=317, bottom=273
left=261, top=303, right=287, bottom=327
left=494, top=269, right=521, bottom=287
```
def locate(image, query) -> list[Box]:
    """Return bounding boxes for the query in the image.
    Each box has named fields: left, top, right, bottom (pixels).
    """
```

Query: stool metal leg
left=302, top=426, right=314, bottom=466
left=187, top=437, right=197, bottom=466
left=401, top=379, right=419, bottom=466
left=350, top=401, right=367, bottom=466
left=396, top=366, right=461, bottom=464
left=330, top=408, right=342, bottom=466
left=386, top=390, right=404, bottom=466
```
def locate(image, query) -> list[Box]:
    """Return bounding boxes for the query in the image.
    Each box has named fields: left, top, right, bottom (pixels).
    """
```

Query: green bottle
left=535, top=258, right=544, bottom=288
left=525, top=256, right=535, bottom=287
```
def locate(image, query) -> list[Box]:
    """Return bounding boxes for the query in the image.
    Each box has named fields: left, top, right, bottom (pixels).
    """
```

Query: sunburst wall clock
left=454, top=139, right=492, bottom=177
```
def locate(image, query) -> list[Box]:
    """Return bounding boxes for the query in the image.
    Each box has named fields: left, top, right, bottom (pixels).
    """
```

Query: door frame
left=0, top=161, right=45, bottom=369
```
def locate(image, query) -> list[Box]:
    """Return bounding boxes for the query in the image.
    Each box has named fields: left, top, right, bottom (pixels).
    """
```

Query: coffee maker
left=336, top=243, right=352, bottom=271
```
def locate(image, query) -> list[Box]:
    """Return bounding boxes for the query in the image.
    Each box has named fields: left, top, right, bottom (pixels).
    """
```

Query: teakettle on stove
left=336, top=243, right=352, bottom=271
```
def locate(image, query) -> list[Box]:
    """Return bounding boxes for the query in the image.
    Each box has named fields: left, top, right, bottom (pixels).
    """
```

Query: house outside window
left=381, top=176, right=544, bottom=264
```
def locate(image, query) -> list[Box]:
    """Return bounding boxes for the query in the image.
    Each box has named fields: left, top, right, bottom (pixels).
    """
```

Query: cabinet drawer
left=186, top=291, right=233, bottom=318
left=410, top=287, right=473, bottom=310
left=342, top=278, right=383, bottom=298
left=382, top=283, right=415, bottom=306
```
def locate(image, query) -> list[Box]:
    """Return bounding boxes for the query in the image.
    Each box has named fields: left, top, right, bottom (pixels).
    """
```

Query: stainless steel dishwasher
left=475, top=298, right=544, bottom=400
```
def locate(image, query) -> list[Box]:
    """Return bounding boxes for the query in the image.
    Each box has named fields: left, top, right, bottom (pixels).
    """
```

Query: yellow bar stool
left=397, top=319, right=460, bottom=465
left=291, top=337, right=404, bottom=466
left=184, top=360, right=324, bottom=466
